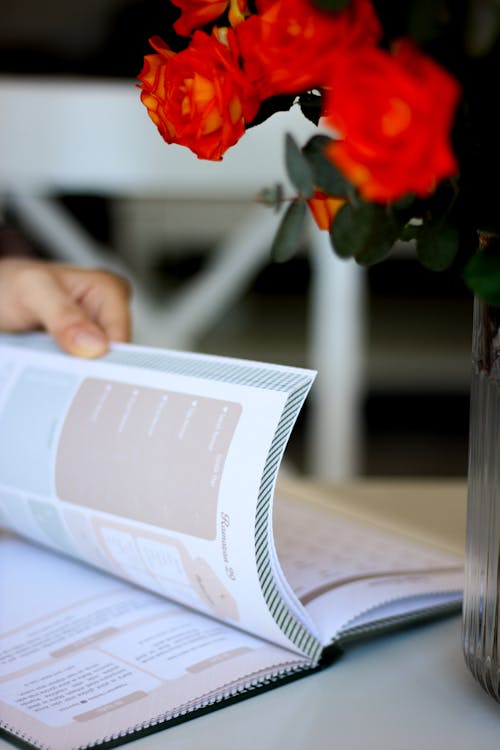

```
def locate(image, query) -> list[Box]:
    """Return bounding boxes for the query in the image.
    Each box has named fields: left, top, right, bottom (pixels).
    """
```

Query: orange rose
left=138, top=29, right=261, bottom=161
left=236, top=0, right=382, bottom=99
left=307, top=191, right=346, bottom=231
left=322, top=39, right=461, bottom=203
left=172, top=0, right=249, bottom=37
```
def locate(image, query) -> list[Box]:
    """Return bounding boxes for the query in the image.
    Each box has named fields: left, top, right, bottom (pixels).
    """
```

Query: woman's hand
left=0, top=258, right=132, bottom=357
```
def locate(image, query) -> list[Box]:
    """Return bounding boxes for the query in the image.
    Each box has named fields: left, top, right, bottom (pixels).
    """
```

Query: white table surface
left=2, top=479, right=499, bottom=749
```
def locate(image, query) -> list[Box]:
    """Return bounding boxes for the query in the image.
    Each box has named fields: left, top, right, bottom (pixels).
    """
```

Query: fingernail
left=70, top=328, right=108, bottom=358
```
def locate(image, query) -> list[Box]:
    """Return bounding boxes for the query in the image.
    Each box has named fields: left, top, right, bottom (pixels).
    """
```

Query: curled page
left=0, top=333, right=317, bottom=655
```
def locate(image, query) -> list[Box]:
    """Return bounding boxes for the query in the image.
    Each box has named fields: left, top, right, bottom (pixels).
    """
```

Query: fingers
left=15, top=266, right=112, bottom=358
left=59, top=322, right=110, bottom=359
left=72, top=269, right=132, bottom=344
left=6, top=261, right=133, bottom=358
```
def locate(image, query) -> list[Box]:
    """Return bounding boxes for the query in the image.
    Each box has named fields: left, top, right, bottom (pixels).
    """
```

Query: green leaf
left=297, top=91, right=323, bottom=126
left=311, top=0, right=350, bottom=10
left=285, top=133, right=314, bottom=198
left=393, top=193, right=416, bottom=210
left=465, top=1, right=500, bottom=55
left=416, top=222, right=459, bottom=271
left=408, top=0, right=449, bottom=46
left=270, top=200, right=307, bottom=263
left=463, top=248, right=500, bottom=306
left=400, top=222, right=421, bottom=242
left=330, top=202, right=401, bottom=265
left=246, top=94, right=295, bottom=129
left=302, top=135, right=349, bottom=196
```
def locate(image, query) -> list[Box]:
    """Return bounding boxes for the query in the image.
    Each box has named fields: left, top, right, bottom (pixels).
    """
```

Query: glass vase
left=462, top=292, right=500, bottom=701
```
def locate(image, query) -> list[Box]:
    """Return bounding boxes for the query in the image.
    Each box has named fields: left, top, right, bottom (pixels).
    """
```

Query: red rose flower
left=172, top=0, right=249, bottom=37
left=322, top=39, right=461, bottom=203
left=236, top=0, right=382, bottom=99
left=138, top=29, right=261, bottom=161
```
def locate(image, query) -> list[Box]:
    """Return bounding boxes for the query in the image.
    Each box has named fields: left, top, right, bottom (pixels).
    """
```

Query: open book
left=0, top=334, right=463, bottom=750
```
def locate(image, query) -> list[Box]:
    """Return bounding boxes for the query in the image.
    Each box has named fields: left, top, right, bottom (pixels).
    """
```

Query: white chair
left=0, top=75, right=365, bottom=479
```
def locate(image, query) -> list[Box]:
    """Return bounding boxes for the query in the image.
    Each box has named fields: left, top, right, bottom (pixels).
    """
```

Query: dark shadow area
left=0, top=0, right=181, bottom=79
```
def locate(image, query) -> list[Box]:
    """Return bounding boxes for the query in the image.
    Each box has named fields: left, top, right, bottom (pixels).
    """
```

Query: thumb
left=21, top=269, right=110, bottom=358
left=57, top=319, right=110, bottom=359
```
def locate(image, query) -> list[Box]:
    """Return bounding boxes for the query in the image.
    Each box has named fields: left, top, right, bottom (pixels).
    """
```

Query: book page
left=273, top=491, right=464, bottom=644
left=0, top=536, right=310, bottom=750
left=0, top=334, right=315, bottom=653
left=55, top=377, right=242, bottom=539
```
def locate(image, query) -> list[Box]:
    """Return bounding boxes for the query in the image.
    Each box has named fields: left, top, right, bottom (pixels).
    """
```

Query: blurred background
left=0, top=0, right=472, bottom=480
